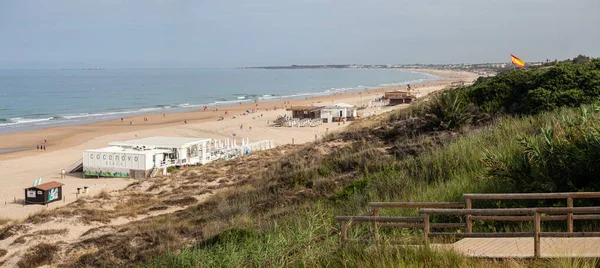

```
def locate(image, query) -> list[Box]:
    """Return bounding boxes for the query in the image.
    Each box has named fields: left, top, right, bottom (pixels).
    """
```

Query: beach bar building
left=287, top=106, right=323, bottom=119
left=384, top=90, right=415, bottom=105
left=83, top=136, right=212, bottom=179
left=320, top=103, right=357, bottom=123
left=25, top=181, right=64, bottom=205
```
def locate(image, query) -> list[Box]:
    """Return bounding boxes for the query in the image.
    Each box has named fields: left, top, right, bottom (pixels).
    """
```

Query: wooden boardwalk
left=449, top=237, right=600, bottom=258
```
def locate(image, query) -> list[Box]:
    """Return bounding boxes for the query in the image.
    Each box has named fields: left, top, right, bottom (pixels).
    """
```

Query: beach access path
left=0, top=69, right=479, bottom=220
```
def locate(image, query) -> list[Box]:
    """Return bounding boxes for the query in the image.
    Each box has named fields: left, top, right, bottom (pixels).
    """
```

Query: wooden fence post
left=341, top=221, right=348, bottom=246
left=567, top=196, right=574, bottom=233
left=534, top=211, right=541, bottom=258
left=373, top=208, right=380, bottom=242
left=465, top=198, right=472, bottom=233
left=423, top=214, right=430, bottom=244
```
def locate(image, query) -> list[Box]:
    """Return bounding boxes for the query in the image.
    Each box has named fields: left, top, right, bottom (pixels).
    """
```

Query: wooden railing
left=463, top=192, right=600, bottom=233
left=335, top=192, right=600, bottom=258
left=421, top=207, right=600, bottom=257
left=335, top=202, right=466, bottom=244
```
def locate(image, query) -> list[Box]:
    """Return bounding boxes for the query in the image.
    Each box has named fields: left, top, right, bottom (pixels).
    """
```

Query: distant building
left=287, top=103, right=357, bottom=123
left=25, top=181, right=64, bottom=205
left=320, top=103, right=357, bottom=123
left=83, top=136, right=212, bottom=179
left=384, top=90, right=415, bottom=105
left=287, top=106, right=323, bottom=119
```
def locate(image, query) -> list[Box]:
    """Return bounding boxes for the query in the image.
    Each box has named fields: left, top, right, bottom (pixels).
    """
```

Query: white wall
left=84, top=151, right=149, bottom=171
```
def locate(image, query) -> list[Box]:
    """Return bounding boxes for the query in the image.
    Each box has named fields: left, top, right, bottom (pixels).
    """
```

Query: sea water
left=0, top=68, right=434, bottom=133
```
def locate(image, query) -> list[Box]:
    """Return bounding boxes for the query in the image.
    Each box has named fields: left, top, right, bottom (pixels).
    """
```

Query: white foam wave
left=9, top=117, right=55, bottom=124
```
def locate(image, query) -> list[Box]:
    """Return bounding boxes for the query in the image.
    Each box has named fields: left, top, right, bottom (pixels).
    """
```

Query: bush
left=483, top=106, right=600, bottom=193
left=464, top=58, right=600, bottom=115
left=17, top=244, right=58, bottom=268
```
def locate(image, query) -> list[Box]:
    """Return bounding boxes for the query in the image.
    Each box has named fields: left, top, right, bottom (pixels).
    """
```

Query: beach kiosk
left=24, top=181, right=64, bottom=205
left=320, top=103, right=357, bottom=123
left=287, top=106, right=323, bottom=119
left=83, top=136, right=212, bottom=179
left=384, top=90, right=415, bottom=105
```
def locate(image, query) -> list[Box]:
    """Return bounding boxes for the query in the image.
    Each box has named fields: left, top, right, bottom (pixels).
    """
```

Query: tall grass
left=145, top=104, right=600, bottom=266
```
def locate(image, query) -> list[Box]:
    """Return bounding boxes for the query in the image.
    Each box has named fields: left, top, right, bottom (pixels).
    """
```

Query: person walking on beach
left=61, top=169, right=65, bottom=179
left=36, top=145, right=39, bottom=150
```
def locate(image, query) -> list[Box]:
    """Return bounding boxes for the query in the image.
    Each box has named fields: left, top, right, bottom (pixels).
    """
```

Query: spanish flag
left=511, top=54, right=525, bottom=68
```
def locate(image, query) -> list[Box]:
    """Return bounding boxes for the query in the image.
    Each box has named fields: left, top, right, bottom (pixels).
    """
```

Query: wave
left=9, top=117, right=56, bottom=124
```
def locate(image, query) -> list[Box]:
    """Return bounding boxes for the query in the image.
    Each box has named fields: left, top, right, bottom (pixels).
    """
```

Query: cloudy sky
left=1, top=0, right=599, bottom=69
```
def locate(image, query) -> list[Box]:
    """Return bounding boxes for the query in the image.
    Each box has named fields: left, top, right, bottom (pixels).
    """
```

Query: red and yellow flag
left=511, top=54, right=525, bottom=68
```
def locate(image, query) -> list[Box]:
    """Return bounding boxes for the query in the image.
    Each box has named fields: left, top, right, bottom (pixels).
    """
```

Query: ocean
left=0, top=68, right=434, bottom=134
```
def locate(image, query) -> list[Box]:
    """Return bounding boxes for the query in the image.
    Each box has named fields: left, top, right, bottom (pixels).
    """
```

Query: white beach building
left=83, top=136, right=212, bottom=179
left=320, top=103, right=357, bottom=123
left=81, top=136, right=275, bottom=179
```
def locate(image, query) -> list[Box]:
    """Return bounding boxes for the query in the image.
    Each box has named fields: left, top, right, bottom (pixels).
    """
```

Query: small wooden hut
left=24, top=181, right=64, bottom=205
left=384, top=90, right=415, bottom=105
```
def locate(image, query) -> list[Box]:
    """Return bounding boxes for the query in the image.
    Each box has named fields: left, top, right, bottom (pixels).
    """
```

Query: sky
left=1, top=0, right=599, bottom=69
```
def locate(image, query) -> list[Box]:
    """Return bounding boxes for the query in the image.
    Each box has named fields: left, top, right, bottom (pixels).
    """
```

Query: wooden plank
left=470, top=215, right=566, bottom=221
left=335, top=216, right=423, bottom=223
left=378, top=223, right=464, bottom=229
left=429, top=232, right=533, bottom=238
left=421, top=208, right=535, bottom=216
left=369, top=202, right=465, bottom=208
left=423, top=214, right=430, bottom=243
left=567, top=197, right=574, bottom=232
left=540, top=232, right=600, bottom=237
left=466, top=198, right=472, bottom=233
left=422, top=207, right=600, bottom=216
left=463, top=192, right=600, bottom=200
left=573, top=214, right=600, bottom=220
left=379, top=223, right=423, bottom=229
left=534, top=212, right=541, bottom=258
left=464, top=193, right=571, bottom=200
left=372, top=208, right=379, bottom=242
left=341, top=221, right=348, bottom=245
left=536, top=207, right=600, bottom=214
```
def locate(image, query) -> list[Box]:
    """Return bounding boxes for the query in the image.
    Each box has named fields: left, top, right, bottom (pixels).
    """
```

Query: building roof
left=108, top=136, right=211, bottom=148
left=85, top=146, right=171, bottom=154
left=27, top=181, right=64, bottom=191
left=322, top=103, right=356, bottom=109
left=286, top=106, right=323, bottom=112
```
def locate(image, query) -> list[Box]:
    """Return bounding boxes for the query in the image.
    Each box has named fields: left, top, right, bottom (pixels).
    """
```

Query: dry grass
left=96, top=189, right=111, bottom=199
left=11, top=229, right=68, bottom=245
left=0, top=217, right=14, bottom=227
left=17, top=243, right=58, bottom=268
left=0, top=224, right=30, bottom=241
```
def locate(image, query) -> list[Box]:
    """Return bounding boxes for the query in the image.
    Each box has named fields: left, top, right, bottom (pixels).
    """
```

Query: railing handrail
left=335, top=216, right=423, bottom=223
left=463, top=192, right=600, bottom=200
left=369, top=202, right=465, bottom=208
left=66, top=158, right=83, bottom=172
left=420, top=206, right=600, bottom=216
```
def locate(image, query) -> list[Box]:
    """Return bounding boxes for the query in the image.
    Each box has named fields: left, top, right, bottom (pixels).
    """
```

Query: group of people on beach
left=36, top=138, right=47, bottom=151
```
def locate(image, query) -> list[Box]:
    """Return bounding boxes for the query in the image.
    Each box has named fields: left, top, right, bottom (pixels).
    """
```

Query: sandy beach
left=0, top=69, right=478, bottom=220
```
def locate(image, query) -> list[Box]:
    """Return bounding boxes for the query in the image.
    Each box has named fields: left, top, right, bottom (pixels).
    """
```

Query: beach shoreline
left=0, top=69, right=468, bottom=155
left=0, top=69, right=478, bottom=220
left=0, top=68, right=435, bottom=136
